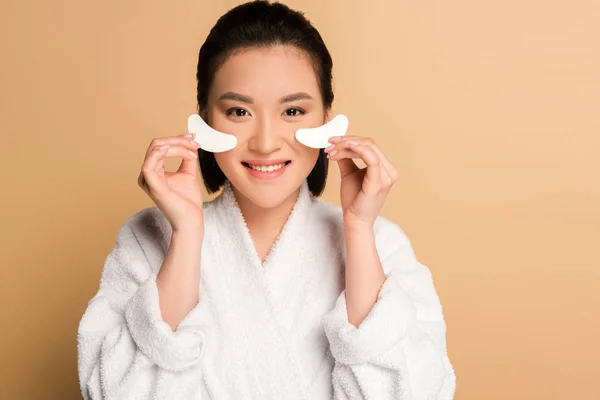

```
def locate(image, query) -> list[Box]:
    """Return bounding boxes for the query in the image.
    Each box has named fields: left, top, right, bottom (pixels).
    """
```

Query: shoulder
left=373, top=215, right=414, bottom=262
left=309, top=197, right=344, bottom=228
left=120, top=207, right=171, bottom=245
left=112, top=206, right=172, bottom=273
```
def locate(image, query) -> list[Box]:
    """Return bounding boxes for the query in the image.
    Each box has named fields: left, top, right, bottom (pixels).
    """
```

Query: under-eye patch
left=186, top=113, right=349, bottom=152
left=295, top=114, right=349, bottom=148
left=187, top=114, right=238, bottom=153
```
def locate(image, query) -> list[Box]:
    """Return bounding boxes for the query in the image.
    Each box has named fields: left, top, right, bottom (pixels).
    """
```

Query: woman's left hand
left=325, top=135, right=398, bottom=228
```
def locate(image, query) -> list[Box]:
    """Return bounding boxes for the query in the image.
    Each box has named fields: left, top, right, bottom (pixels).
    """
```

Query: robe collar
left=198, top=180, right=329, bottom=397
left=212, top=179, right=313, bottom=271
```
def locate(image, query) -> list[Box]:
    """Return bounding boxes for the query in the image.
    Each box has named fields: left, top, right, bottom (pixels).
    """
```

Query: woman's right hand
left=137, top=133, right=204, bottom=234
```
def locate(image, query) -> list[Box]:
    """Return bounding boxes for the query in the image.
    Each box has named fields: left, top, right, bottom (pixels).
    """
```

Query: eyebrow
left=279, top=92, right=313, bottom=103
left=218, top=92, right=253, bottom=103
left=217, top=91, right=314, bottom=104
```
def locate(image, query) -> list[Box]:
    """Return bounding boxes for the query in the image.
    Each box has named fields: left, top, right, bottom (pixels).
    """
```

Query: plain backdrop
left=1, top=0, right=598, bottom=399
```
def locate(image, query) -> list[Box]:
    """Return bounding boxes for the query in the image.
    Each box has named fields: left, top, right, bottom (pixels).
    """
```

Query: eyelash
left=285, top=108, right=305, bottom=116
left=226, top=108, right=249, bottom=117
left=225, top=107, right=305, bottom=117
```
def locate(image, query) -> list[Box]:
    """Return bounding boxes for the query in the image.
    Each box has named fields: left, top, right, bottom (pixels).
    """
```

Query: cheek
left=305, top=146, right=320, bottom=159
left=297, top=147, right=320, bottom=168
left=214, top=152, right=238, bottom=172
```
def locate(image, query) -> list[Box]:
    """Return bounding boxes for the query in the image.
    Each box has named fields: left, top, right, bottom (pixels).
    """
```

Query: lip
left=242, top=160, right=291, bottom=180
left=242, top=159, right=290, bottom=166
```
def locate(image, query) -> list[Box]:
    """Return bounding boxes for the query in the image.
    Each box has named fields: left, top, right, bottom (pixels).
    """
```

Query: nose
left=247, top=117, right=283, bottom=155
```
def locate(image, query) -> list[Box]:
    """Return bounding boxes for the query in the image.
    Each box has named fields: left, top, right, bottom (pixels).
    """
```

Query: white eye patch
left=187, top=113, right=349, bottom=152
left=295, top=114, right=349, bottom=149
left=187, top=114, right=238, bottom=153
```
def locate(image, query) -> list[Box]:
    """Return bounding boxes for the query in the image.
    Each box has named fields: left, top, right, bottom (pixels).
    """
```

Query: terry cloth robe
left=77, top=179, right=456, bottom=400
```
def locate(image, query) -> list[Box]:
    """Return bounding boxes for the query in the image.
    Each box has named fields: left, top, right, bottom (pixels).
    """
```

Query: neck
left=232, top=186, right=301, bottom=240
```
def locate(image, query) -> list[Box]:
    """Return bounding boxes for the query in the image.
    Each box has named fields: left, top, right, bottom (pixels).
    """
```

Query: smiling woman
left=207, top=45, right=324, bottom=209
left=77, top=1, right=456, bottom=399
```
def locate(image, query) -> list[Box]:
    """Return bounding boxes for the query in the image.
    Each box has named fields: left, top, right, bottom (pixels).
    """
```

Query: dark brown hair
left=195, top=0, right=334, bottom=196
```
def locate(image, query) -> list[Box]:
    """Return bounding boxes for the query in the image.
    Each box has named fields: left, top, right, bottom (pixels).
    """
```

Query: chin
left=243, top=189, right=292, bottom=209
left=225, top=161, right=308, bottom=209
left=232, top=179, right=299, bottom=209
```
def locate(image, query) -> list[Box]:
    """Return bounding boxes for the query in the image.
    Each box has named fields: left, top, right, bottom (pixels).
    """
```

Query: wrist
left=343, top=220, right=374, bottom=235
left=343, top=224, right=376, bottom=247
left=171, top=227, right=204, bottom=245
left=342, top=210, right=375, bottom=231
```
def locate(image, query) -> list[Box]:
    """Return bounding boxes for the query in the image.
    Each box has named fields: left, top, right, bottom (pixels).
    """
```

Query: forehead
left=210, top=45, right=320, bottom=101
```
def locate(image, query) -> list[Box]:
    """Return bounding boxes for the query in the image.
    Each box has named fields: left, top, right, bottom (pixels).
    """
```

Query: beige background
left=1, top=0, right=598, bottom=398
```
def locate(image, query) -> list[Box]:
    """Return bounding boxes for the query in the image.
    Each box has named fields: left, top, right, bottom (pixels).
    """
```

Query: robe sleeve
left=77, top=215, right=212, bottom=400
left=322, top=219, right=456, bottom=399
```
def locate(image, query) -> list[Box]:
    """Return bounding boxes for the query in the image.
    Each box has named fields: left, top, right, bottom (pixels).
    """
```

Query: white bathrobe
left=77, top=179, right=456, bottom=399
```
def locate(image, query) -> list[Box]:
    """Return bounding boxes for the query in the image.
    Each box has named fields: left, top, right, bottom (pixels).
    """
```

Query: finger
left=141, top=144, right=198, bottom=194
left=145, top=134, right=200, bottom=158
left=146, top=136, right=200, bottom=159
left=345, top=143, right=382, bottom=195
left=336, top=156, right=360, bottom=178
left=329, top=137, right=397, bottom=182
left=359, top=141, right=398, bottom=183
left=326, top=143, right=362, bottom=171
left=137, top=171, right=149, bottom=192
left=327, top=144, right=360, bottom=177
left=326, top=140, right=367, bottom=161
left=155, top=145, right=199, bottom=176
left=152, top=145, right=198, bottom=170
left=141, top=145, right=171, bottom=195
left=177, top=146, right=199, bottom=175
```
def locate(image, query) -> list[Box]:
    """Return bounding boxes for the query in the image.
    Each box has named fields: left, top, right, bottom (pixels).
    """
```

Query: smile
left=241, top=160, right=292, bottom=180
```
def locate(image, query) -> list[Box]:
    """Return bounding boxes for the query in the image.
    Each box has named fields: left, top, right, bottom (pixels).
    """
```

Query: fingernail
left=184, top=133, right=193, bottom=138
left=187, top=150, right=197, bottom=158
left=325, top=144, right=334, bottom=152
left=329, top=136, right=341, bottom=143
left=329, top=150, right=337, bottom=157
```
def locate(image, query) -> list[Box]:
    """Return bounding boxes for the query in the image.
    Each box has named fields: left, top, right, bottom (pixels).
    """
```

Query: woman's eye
left=226, top=108, right=249, bottom=117
left=285, top=108, right=304, bottom=116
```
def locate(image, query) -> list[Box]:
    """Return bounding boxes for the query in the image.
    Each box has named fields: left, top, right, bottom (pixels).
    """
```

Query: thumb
left=177, top=148, right=199, bottom=175
left=336, top=157, right=359, bottom=178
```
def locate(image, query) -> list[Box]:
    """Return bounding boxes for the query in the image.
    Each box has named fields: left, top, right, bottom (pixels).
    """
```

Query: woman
left=77, top=1, right=456, bottom=399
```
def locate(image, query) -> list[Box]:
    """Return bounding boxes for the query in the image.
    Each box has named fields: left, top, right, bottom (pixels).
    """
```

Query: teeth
left=248, top=163, right=286, bottom=172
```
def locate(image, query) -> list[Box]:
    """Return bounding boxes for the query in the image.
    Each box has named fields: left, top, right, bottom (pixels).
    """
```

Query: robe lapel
left=200, top=180, right=312, bottom=399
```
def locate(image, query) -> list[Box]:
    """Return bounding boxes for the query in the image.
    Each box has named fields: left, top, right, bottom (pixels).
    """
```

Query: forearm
left=343, top=224, right=386, bottom=327
left=156, top=228, right=203, bottom=331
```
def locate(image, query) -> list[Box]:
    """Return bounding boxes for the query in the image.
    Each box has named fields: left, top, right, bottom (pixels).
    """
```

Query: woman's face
left=206, top=45, right=326, bottom=208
